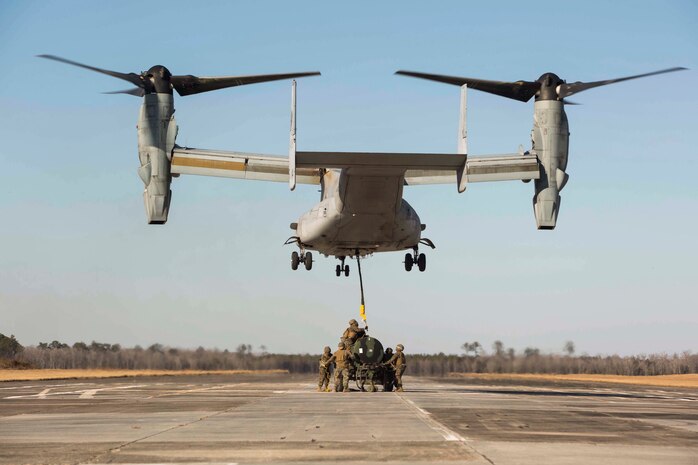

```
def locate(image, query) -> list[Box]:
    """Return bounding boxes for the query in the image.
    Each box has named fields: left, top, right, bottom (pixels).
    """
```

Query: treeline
left=407, top=352, right=698, bottom=376
left=2, top=335, right=697, bottom=376
left=17, top=341, right=316, bottom=373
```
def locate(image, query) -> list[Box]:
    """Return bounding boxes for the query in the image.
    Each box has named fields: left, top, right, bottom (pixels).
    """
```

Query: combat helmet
left=338, top=341, right=346, bottom=349
left=323, top=346, right=331, bottom=354
left=396, top=344, right=404, bottom=351
left=348, top=319, right=358, bottom=326
left=385, top=347, right=393, bottom=354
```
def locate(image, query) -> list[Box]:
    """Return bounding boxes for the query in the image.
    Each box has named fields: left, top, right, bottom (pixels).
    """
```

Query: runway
left=1, top=373, right=696, bottom=464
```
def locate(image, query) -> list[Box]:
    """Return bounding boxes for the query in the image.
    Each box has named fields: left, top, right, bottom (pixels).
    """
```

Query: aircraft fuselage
left=295, top=168, right=422, bottom=257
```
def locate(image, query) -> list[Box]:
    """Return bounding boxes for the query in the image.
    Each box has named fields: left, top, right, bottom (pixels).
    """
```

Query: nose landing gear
left=404, top=249, right=426, bottom=272
left=335, top=256, right=350, bottom=277
left=291, top=250, right=313, bottom=271
left=404, top=238, right=435, bottom=272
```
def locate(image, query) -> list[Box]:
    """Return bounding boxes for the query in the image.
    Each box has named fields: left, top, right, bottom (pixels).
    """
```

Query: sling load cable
left=355, top=250, right=367, bottom=331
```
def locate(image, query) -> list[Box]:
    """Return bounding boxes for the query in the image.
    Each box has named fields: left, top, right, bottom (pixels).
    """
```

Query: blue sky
left=0, top=0, right=696, bottom=355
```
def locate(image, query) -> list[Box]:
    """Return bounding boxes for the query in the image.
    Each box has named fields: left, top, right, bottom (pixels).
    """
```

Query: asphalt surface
left=0, top=373, right=696, bottom=464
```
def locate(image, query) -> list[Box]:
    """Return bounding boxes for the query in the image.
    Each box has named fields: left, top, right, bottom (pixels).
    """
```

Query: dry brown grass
left=448, top=372, right=698, bottom=388
left=0, top=369, right=289, bottom=382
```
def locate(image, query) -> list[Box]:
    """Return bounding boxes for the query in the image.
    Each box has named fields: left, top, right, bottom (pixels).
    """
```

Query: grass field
left=2, top=370, right=697, bottom=388
left=0, top=369, right=289, bottom=382
left=448, top=372, right=698, bottom=388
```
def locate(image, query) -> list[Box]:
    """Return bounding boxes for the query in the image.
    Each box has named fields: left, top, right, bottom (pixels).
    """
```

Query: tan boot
left=317, top=387, right=323, bottom=392
left=396, top=387, right=404, bottom=392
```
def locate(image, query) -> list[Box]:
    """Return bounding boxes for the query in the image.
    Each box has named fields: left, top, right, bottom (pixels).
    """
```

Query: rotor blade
left=102, top=88, right=146, bottom=97
left=171, top=72, right=321, bottom=96
left=37, top=54, right=144, bottom=88
left=395, top=70, right=540, bottom=102
left=558, top=67, right=687, bottom=98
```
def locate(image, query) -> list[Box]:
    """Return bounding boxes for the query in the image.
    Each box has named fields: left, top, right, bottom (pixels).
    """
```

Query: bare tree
left=492, top=340, right=505, bottom=357
left=461, top=341, right=482, bottom=357
left=523, top=347, right=540, bottom=357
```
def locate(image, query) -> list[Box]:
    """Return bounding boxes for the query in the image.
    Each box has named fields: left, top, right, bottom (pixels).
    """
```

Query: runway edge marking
left=397, top=395, right=466, bottom=442
left=397, top=394, right=495, bottom=465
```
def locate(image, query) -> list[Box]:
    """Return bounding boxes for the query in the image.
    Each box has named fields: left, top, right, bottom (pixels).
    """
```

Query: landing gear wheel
left=404, top=253, right=413, bottom=271
left=335, top=264, right=341, bottom=277
left=304, top=252, right=313, bottom=271
left=417, top=253, right=426, bottom=272
left=344, top=264, right=350, bottom=277
left=291, top=251, right=299, bottom=270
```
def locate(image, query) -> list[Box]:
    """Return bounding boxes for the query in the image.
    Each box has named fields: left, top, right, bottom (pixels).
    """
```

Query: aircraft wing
left=170, top=146, right=320, bottom=184
left=171, top=147, right=539, bottom=187
left=405, top=154, right=540, bottom=185
left=294, top=151, right=540, bottom=185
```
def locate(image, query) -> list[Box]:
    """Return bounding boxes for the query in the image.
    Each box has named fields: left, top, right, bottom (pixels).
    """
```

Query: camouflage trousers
left=318, top=366, right=331, bottom=390
left=334, top=367, right=350, bottom=392
left=394, top=365, right=406, bottom=390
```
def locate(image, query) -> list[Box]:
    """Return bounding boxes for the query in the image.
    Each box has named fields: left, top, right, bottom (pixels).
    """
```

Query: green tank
left=351, top=335, right=384, bottom=364
left=346, top=335, right=394, bottom=392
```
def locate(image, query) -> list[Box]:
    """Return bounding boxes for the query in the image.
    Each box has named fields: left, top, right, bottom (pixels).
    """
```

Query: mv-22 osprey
left=40, top=55, right=684, bottom=276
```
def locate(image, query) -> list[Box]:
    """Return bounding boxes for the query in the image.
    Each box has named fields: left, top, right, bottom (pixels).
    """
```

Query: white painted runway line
left=144, top=383, right=249, bottom=399
left=398, top=394, right=467, bottom=442
left=5, top=384, right=146, bottom=400
left=0, top=382, right=92, bottom=391
left=79, top=385, right=148, bottom=399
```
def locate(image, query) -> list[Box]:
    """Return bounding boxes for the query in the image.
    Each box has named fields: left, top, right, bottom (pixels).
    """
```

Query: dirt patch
left=0, top=369, right=289, bottom=382
left=448, top=373, right=698, bottom=388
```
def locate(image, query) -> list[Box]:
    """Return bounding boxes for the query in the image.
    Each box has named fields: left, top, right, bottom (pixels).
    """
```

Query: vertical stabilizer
left=289, top=80, right=297, bottom=191
left=456, top=84, right=468, bottom=193
left=458, top=83, right=467, bottom=155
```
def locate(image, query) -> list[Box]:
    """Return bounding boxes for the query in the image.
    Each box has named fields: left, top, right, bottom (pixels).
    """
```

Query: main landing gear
left=404, top=238, right=435, bottom=272
left=404, top=248, right=426, bottom=272
left=291, top=250, right=313, bottom=271
left=335, top=256, right=350, bottom=277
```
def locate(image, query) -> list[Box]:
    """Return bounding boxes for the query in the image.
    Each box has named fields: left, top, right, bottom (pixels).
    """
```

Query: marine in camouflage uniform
left=340, top=337, right=356, bottom=380
left=341, top=319, right=366, bottom=351
left=386, top=343, right=406, bottom=392
left=318, top=346, right=333, bottom=392
left=382, top=347, right=395, bottom=390
left=326, top=341, right=353, bottom=392
left=383, top=347, right=393, bottom=363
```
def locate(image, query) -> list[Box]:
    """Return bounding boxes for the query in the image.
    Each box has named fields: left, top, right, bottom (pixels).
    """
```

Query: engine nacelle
left=531, top=100, right=569, bottom=229
left=137, top=93, right=178, bottom=224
